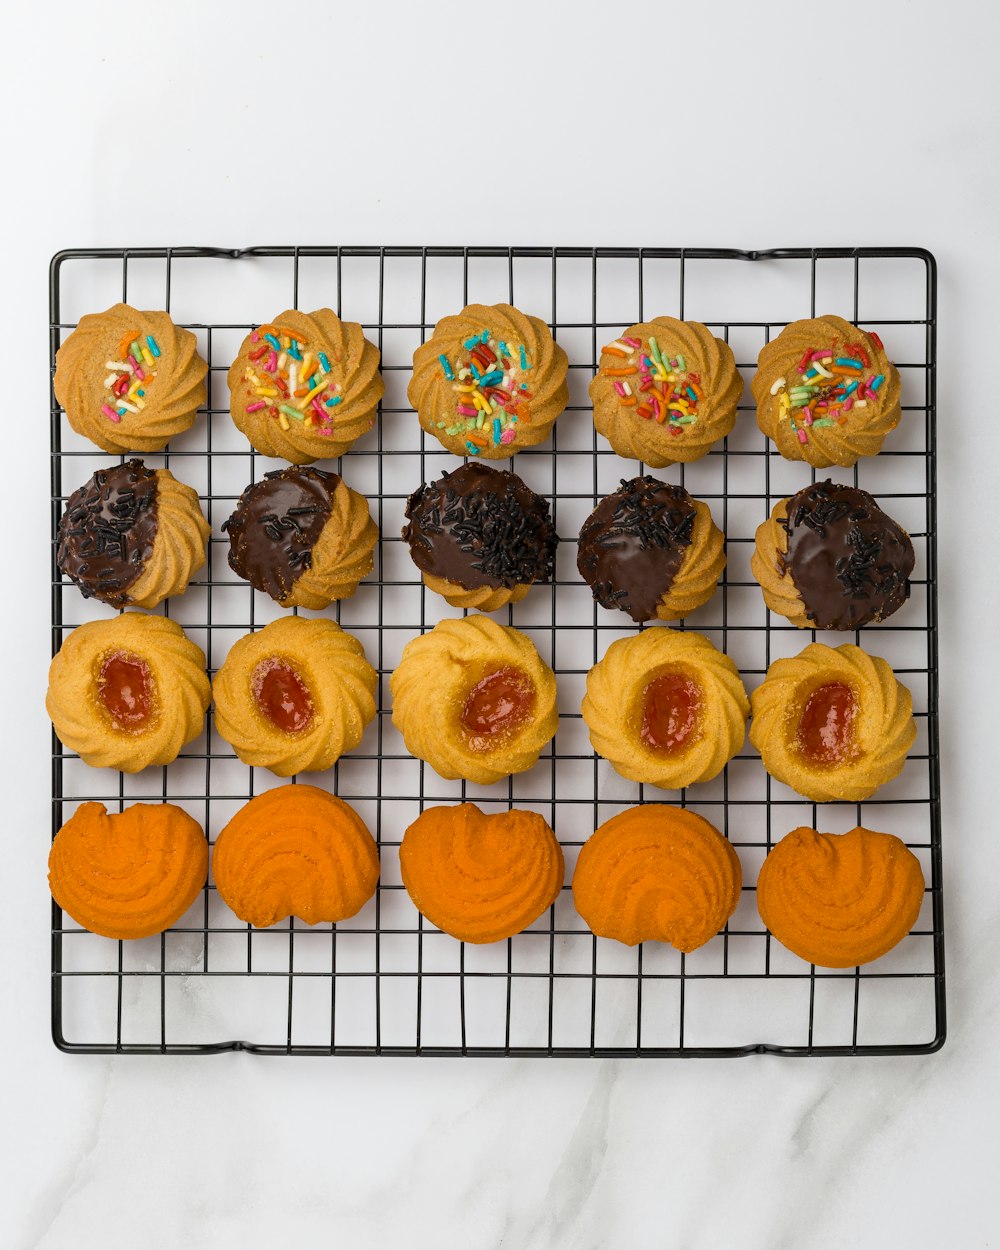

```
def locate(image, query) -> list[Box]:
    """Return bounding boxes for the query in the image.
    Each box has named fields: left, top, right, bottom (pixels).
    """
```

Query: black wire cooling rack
left=49, top=246, right=944, bottom=1057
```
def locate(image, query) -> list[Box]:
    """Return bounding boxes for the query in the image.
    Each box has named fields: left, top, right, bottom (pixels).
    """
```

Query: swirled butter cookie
left=390, top=617, right=558, bottom=784
left=57, top=459, right=210, bottom=609
left=582, top=629, right=749, bottom=790
left=54, top=304, right=207, bottom=454
left=590, top=318, right=741, bottom=466
left=49, top=802, right=208, bottom=940
left=757, top=825, right=925, bottom=968
left=573, top=805, right=741, bottom=951
left=46, top=614, right=210, bottom=772
left=223, top=466, right=377, bottom=609
left=402, top=462, right=557, bottom=611
left=212, top=617, right=377, bottom=776
left=751, top=316, right=902, bottom=467
left=751, top=479, right=914, bottom=630
left=577, top=476, right=725, bottom=622
left=228, top=309, right=383, bottom=463
left=400, top=803, right=564, bottom=943
left=213, top=786, right=379, bottom=927
left=408, top=304, right=568, bottom=458
left=749, top=642, right=916, bottom=802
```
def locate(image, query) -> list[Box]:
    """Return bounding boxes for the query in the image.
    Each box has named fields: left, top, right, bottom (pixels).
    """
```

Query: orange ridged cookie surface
left=756, top=826, right=925, bottom=968
left=49, top=802, right=208, bottom=940
left=212, top=785, right=379, bottom=928
left=400, top=803, right=564, bottom=943
left=572, top=805, right=741, bottom=951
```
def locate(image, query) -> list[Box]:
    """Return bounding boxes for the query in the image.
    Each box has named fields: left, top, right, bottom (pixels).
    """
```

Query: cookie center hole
left=460, top=666, right=535, bottom=745
left=640, top=672, right=702, bottom=753
left=796, top=681, right=858, bottom=765
left=98, top=651, right=154, bottom=731
left=253, top=657, right=314, bottom=734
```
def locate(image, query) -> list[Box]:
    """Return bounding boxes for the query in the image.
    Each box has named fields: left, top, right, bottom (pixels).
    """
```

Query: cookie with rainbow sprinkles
left=408, top=303, right=568, bottom=459
left=54, top=304, right=207, bottom=455
left=228, top=308, right=383, bottom=464
left=590, top=317, right=741, bottom=466
left=751, top=315, right=901, bottom=468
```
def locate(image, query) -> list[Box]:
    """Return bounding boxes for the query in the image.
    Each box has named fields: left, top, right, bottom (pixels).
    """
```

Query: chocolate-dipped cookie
left=57, top=459, right=209, bottom=609
left=577, top=476, right=725, bottom=623
left=402, top=462, right=557, bottom=611
left=751, top=480, right=914, bottom=630
left=222, top=466, right=377, bottom=610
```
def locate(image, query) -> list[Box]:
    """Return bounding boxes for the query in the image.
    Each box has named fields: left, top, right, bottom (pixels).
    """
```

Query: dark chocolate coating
left=402, top=462, right=557, bottom=591
left=57, top=459, right=158, bottom=606
left=780, top=479, right=914, bottom=629
left=577, top=476, right=696, bottom=623
left=223, top=467, right=337, bottom=603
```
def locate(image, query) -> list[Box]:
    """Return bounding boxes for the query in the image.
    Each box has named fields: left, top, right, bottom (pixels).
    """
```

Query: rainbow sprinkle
left=100, top=328, right=160, bottom=421
left=243, top=325, right=342, bottom=434
left=599, top=336, right=702, bottom=438
left=437, top=328, right=535, bottom=450
left=771, top=335, right=886, bottom=446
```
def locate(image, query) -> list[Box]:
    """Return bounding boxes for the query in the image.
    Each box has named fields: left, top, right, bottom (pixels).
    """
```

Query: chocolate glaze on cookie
left=57, top=460, right=159, bottom=606
left=402, top=463, right=557, bottom=591
left=223, top=467, right=337, bottom=602
left=577, top=476, right=696, bottom=623
left=779, top=480, right=914, bottom=629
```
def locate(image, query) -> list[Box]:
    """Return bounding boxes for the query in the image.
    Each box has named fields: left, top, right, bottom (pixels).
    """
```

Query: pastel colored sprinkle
left=456, top=404, right=478, bottom=417
left=797, top=429, right=809, bottom=444
left=279, top=403, right=305, bottom=422
left=246, top=401, right=267, bottom=413
left=676, top=355, right=686, bottom=371
left=770, top=377, right=786, bottom=395
left=500, top=427, right=516, bottom=444
left=622, top=336, right=642, bottom=348
left=519, top=345, right=528, bottom=370
left=812, top=418, right=834, bottom=428
left=101, top=404, right=121, bottom=422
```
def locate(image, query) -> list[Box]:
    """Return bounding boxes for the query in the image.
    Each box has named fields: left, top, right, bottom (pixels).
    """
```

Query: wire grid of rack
left=49, top=246, right=944, bottom=1057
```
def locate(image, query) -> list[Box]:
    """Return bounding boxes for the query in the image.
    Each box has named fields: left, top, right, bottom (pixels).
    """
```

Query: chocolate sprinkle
left=402, top=463, right=557, bottom=591
left=779, top=479, right=915, bottom=629
left=223, top=467, right=337, bottom=603
left=57, top=459, right=158, bottom=607
left=577, top=476, right=697, bottom=623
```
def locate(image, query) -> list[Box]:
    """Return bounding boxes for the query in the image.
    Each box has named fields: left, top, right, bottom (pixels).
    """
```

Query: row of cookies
left=50, top=791, right=925, bottom=972
left=57, top=457, right=916, bottom=634
left=55, top=303, right=901, bottom=469
left=46, top=613, right=916, bottom=804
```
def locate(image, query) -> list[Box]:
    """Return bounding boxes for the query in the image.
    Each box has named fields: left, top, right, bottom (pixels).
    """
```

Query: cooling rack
left=49, top=246, right=943, bottom=1056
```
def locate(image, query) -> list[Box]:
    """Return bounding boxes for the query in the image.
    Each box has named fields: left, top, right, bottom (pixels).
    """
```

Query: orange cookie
left=400, top=803, right=564, bottom=943
left=49, top=802, right=208, bottom=940
left=756, top=826, right=925, bottom=968
left=573, top=805, right=741, bottom=951
left=212, top=785, right=380, bottom=928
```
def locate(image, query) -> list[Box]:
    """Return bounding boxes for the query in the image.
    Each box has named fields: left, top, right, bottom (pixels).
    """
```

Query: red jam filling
left=796, top=681, right=858, bottom=766
left=460, top=667, right=535, bottom=745
left=640, top=672, right=702, bottom=753
left=253, top=658, right=314, bottom=734
left=98, top=651, right=154, bottom=731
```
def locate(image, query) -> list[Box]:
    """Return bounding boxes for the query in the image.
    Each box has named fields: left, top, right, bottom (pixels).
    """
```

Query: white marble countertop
left=3, top=1, right=997, bottom=1245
